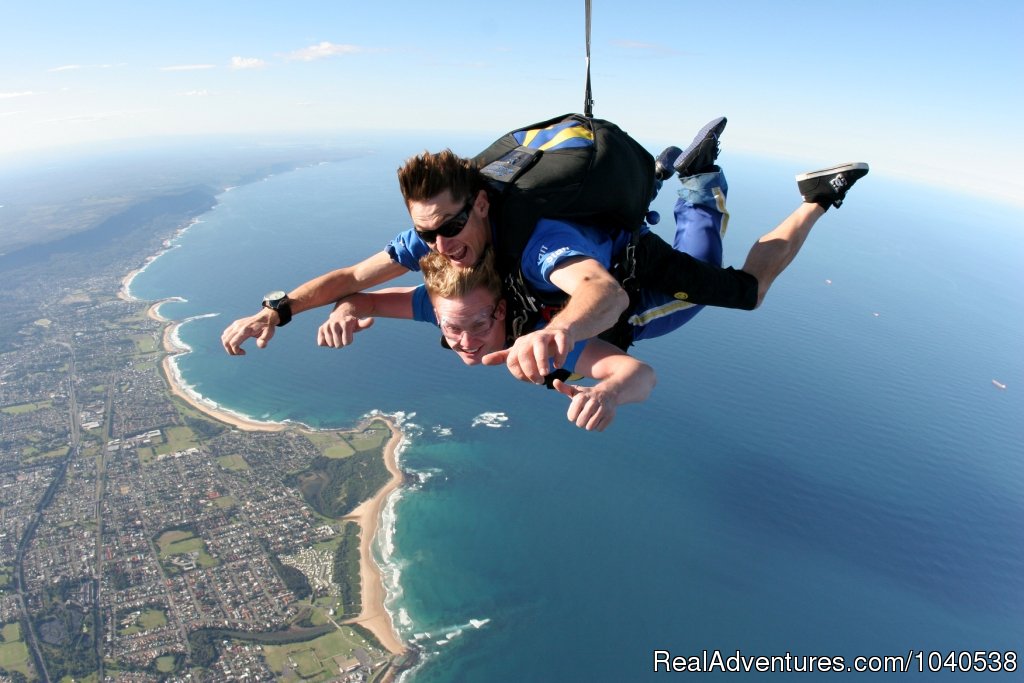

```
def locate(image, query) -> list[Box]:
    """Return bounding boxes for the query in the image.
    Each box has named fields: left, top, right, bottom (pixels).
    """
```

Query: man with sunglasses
left=222, top=118, right=867, bottom=391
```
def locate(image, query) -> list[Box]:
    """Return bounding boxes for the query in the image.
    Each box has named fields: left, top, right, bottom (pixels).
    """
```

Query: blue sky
left=2, top=1, right=1021, bottom=206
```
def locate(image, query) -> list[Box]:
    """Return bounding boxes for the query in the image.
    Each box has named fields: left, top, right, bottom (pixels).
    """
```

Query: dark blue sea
left=129, top=134, right=1024, bottom=681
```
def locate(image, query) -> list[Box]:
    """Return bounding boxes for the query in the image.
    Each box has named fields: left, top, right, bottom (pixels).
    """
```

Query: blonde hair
left=397, top=149, right=483, bottom=205
left=419, top=248, right=502, bottom=301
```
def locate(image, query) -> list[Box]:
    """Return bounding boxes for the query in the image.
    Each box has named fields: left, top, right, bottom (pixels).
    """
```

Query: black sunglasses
left=414, top=197, right=474, bottom=244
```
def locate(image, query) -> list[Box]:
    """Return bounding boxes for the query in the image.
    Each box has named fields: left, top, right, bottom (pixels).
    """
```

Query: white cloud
left=160, top=64, right=216, bottom=72
left=0, top=91, right=37, bottom=99
left=230, top=56, right=266, bottom=70
left=48, top=63, right=121, bottom=72
left=181, top=90, right=211, bottom=97
left=285, top=41, right=362, bottom=62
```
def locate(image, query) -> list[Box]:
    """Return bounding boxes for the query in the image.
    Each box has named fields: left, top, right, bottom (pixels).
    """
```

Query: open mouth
left=454, top=342, right=483, bottom=355
left=446, top=244, right=469, bottom=263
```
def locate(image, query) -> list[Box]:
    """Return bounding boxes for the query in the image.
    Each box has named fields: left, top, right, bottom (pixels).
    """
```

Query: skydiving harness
left=474, top=113, right=656, bottom=353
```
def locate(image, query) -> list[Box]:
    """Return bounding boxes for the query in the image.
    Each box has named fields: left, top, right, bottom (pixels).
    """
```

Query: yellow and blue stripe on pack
left=515, top=120, right=595, bottom=151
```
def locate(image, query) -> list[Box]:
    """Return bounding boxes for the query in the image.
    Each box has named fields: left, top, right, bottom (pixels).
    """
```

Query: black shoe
left=655, top=146, right=683, bottom=181
left=673, top=116, right=727, bottom=177
left=796, top=163, right=869, bottom=209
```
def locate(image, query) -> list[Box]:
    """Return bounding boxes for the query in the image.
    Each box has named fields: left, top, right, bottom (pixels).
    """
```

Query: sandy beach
left=151, top=300, right=406, bottom=653
left=158, top=315, right=285, bottom=432
left=344, top=421, right=406, bottom=654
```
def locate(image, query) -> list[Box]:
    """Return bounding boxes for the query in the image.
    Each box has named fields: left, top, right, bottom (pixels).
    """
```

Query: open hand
left=553, top=379, right=617, bottom=431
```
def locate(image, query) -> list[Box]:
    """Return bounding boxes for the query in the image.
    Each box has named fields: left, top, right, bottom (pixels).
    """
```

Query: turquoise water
left=130, top=138, right=1024, bottom=680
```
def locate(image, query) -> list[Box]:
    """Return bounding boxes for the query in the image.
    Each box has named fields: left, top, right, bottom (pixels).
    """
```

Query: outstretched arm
left=488, top=256, right=628, bottom=383
left=221, top=250, right=409, bottom=355
left=317, top=287, right=416, bottom=348
left=552, top=338, right=656, bottom=431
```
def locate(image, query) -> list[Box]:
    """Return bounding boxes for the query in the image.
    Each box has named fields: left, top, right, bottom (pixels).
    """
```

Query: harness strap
left=584, top=0, right=594, bottom=118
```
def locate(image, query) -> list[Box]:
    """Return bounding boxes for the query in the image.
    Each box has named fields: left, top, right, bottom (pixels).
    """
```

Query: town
left=0, top=188, right=411, bottom=682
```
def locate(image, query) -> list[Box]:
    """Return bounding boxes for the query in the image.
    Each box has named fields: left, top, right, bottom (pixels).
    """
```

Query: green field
left=217, top=454, right=250, bottom=471
left=157, top=531, right=219, bottom=568
left=163, top=537, right=203, bottom=555
left=158, top=531, right=201, bottom=555
left=154, top=425, right=198, bottom=455
left=1, top=400, right=52, bottom=415
left=348, top=421, right=389, bottom=451
left=1, top=623, right=20, bottom=642
left=212, top=495, right=236, bottom=509
left=157, top=530, right=193, bottom=547
left=293, top=648, right=323, bottom=676
left=303, top=432, right=355, bottom=459
left=0, top=622, right=30, bottom=676
left=155, top=655, right=177, bottom=673
left=132, top=334, right=158, bottom=354
left=262, top=627, right=377, bottom=679
left=137, top=447, right=155, bottom=465
left=139, top=609, right=167, bottom=630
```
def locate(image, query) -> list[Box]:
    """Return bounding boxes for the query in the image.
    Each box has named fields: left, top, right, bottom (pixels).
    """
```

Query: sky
left=1, top=0, right=1022, bottom=207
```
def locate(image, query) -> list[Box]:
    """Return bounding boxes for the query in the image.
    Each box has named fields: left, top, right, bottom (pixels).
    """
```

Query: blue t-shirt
left=386, top=229, right=432, bottom=271
left=520, top=218, right=632, bottom=295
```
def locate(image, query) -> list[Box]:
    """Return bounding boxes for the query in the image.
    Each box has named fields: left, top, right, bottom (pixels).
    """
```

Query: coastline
left=345, top=422, right=407, bottom=654
left=146, top=299, right=407, bottom=655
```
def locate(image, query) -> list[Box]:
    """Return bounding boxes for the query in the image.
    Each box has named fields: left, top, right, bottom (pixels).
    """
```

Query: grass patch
left=212, top=495, right=236, bottom=509
left=1, top=622, right=20, bottom=642
left=262, top=627, right=377, bottom=678
left=347, top=422, right=388, bottom=452
left=157, top=531, right=219, bottom=569
left=132, top=334, right=158, bottom=354
left=196, top=550, right=218, bottom=568
left=217, top=454, right=250, bottom=471
left=155, top=654, right=177, bottom=673
left=154, top=425, right=197, bottom=455
left=304, top=432, right=356, bottom=459
left=59, top=292, right=91, bottom=305
left=1, top=400, right=52, bottom=415
left=137, top=447, right=155, bottom=466
left=157, top=530, right=193, bottom=547
left=293, top=648, right=323, bottom=677
left=0, top=623, right=29, bottom=676
left=163, top=537, right=203, bottom=555
left=138, top=609, right=167, bottom=630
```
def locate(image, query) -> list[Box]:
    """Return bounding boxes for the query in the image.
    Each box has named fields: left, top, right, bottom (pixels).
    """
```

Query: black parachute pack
left=472, top=113, right=656, bottom=344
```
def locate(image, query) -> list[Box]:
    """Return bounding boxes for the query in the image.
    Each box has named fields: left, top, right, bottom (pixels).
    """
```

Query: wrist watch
left=262, top=290, right=292, bottom=326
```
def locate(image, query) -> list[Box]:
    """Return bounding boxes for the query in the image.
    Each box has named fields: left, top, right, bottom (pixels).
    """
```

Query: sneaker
left=796, top=162, right=869, bottom=209
left=673, top=116, right=727, bottom=177
left=654, top=146, right=682, bottom=181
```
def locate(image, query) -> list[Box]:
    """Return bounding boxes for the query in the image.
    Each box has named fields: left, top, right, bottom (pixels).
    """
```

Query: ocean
left=128, top=135, right=1024, bottom=680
